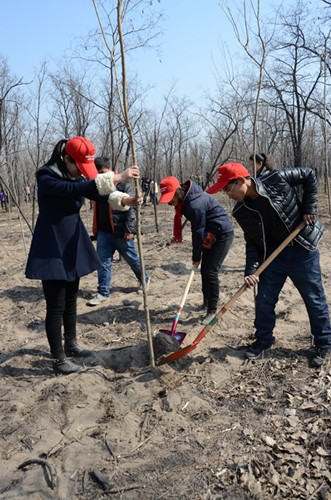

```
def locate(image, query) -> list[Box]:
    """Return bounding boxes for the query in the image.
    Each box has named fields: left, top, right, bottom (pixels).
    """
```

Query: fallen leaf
left=262, top=435, right=276, bottom=447
left=316, top=446, right=330, bottom=457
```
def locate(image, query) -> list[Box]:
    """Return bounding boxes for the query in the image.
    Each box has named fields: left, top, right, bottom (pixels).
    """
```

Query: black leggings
left=42, top=279, right=80, bottom=358
left=201, top=231, right=234, bottom=313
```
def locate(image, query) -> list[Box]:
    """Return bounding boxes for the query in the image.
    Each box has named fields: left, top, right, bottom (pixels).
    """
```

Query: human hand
left=244, top=274, right=259, bottom=288
left=121, top=194, right=144, bottom=207
left=303, top=214, right=316, bottom=225
left=124, top=232, right=134, bottom=241
left=192, top=261, right=200, bottom=269
left=136, top=194, right=144, bottom=206
left=118, top=166, right=140, bottom=183
left=121, top=195, right=136, bottom=207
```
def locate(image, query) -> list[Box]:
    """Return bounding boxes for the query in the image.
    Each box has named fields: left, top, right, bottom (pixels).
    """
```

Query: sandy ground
left=0, top=195, right=330, bottom=500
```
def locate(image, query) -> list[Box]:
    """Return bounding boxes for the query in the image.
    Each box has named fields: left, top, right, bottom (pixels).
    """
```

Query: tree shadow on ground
left=209, top=345, right=313, bottom=365
left=0, top=348, right=52, bottom=377
left=76, top=303, right=201, bottom=329
left=0, top=286, right=44, bottom=303
left=159, top=263, right=191, bottom=275
left=81, top=285, right=139, bottom=299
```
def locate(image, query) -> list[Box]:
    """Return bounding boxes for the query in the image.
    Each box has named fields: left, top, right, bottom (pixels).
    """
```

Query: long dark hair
left=249, top=153, right=273, bottom=171
left=39, top=139, right=74, bottom=176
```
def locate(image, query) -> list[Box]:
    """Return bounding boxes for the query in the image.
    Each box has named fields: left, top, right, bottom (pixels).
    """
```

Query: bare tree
left=199, top=85, right=249, bottom=186
left=115, top=0, right=155, bottom=367
left=169, top=96, right=198, bottom=182
left=264, top=2, right=324, bottom=168
left=91, top=0, right=164, bottom=368
left=24, top=61, right=54, bottom=229
left=322, top=37, right=331, bottom=215
left=223, top=0, right=275, bottom=175
left=0, top=56, right=34, bottom=231
left=0, top=57, right=30, bottom=209
left=64, top=0, right=159, bottom=168
left=50, top=68, right=96, bottom=138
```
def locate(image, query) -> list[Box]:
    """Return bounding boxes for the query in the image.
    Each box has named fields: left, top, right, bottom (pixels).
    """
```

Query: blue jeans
left=255, top=245, right=331, bottom=348
left=96, top=230, right=149, bottom=297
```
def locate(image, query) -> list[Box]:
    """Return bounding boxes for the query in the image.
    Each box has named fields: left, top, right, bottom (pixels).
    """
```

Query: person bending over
left=159, top=176, right=234, bottom=325
left=207, top=162, right=331, bottom=367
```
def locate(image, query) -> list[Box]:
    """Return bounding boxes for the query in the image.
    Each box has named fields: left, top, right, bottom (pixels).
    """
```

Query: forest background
left=1, top=0, right=331, bottom=224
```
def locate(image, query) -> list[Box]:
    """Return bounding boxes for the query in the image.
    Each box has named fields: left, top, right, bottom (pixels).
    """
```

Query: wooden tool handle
left=255, top=220, right=306, bottom=277
left=178, top=268, right=195, bottom=309
left=215, top=220, right=306, bottom=320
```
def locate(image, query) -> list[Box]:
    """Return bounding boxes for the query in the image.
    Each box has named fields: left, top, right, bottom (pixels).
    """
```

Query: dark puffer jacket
left=232, top=168, right=324, bottom=276
left=181, top=180, right=233, bottom=262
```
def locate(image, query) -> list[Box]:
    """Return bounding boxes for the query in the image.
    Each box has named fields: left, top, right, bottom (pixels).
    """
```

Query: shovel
left=159, top=268, right=195, bottom=344
left=157, top=221, right=306, bottom=365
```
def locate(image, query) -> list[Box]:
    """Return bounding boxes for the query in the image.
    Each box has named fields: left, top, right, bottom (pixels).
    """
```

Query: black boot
left=197, top=302, right=208, bottom=312
left=64, top=339, right=92, bottom=358
left=52, top=354, right=83, bottom=375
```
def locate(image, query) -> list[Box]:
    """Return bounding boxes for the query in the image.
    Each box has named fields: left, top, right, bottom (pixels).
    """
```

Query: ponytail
left=249, top=153, right=273, bottom=171
left=38, top=139, right=69, bottom=175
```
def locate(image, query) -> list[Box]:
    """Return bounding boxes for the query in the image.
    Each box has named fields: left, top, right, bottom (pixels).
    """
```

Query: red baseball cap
left=206, top=163, right=250, bottom=193
left=66, top=136, right=98, bottom=179
left=158, top=176, right=181, bottom=204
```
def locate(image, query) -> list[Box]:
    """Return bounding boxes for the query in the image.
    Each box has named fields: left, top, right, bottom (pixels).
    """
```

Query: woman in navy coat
left=26, top=136, right=140, bottom=374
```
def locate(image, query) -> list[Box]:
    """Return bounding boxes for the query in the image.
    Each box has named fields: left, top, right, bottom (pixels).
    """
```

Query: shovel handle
left=214, top=220, right=307, bottom=318
left=178, top=268, right=195, bottom=309
left=254, top=220, right=306, bottom=277
left=169, top=268, right=195, bottom=335
left=209, top=220, right=306, bottom=326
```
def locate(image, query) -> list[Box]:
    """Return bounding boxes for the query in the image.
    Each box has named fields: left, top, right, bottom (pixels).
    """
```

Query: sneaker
left=86, top=293, right=109, bottom=306
left=245, top=340, right=273, bottom=360
left=201, top=311, right=217, bottom=326
left=311, top=347, right=331, bottom=367
left=137, top=276, right=150, bottom=294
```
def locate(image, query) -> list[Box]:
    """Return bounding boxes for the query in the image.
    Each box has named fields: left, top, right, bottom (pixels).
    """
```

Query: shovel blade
left=159, top=329, right=186, bottom=345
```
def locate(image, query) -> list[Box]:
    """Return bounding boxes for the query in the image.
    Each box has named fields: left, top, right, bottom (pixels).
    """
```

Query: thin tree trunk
left=323, top=39, right=331, bottom=216
left=92, top=0, right=155, bottom=367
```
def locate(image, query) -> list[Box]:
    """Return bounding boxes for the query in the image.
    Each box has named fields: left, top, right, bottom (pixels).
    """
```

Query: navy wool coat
left=26, top=166, right=106, bottom=281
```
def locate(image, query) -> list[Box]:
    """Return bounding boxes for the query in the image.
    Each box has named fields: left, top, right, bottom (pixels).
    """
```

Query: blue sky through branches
left=2, top=0, right=277, bottom=108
